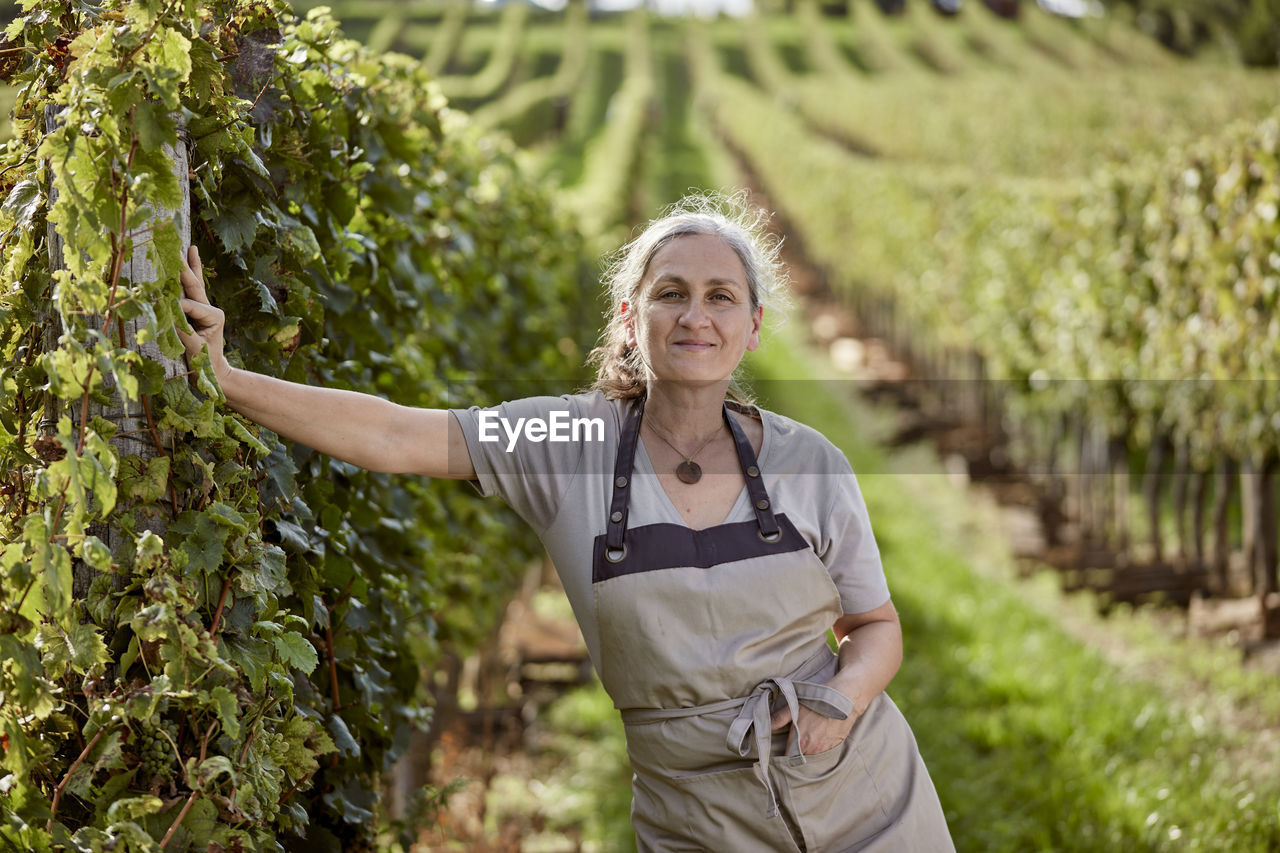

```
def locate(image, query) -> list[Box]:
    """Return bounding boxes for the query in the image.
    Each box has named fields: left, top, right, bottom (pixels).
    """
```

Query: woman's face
left=623, top=233, right=763, bottom=387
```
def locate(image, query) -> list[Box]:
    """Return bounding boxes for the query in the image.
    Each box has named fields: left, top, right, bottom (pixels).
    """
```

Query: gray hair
left=585, top=192, right=789, bottom=400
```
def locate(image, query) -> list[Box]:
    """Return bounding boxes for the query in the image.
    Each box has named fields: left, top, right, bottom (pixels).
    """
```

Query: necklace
left=644, top=416, right=722, bottom=484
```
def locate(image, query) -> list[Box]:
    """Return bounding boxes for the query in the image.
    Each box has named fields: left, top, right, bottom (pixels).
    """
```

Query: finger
left=187, top=245, right=202, bottom=277
left=770, top=708, right=792, bottom=731
left=175, top=325, right=198, bottom=346
left=179, top=298, right=220, bottom=332
left=180, top=255, right=209, bottom=303
left=175, top=311, right=198, bottom=340
left=179, top=267, right=207, bottom=303
left=174, top=313, right=200, bottom=342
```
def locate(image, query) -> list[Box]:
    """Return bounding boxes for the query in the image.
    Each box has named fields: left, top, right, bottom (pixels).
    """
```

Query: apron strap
left=726, top=676, right=854, bottom=819
left=605, top=399, right=644, bottom=557
left=606, top=398, right=781, bottom=557
left=724, top=406, right=781, bottom=540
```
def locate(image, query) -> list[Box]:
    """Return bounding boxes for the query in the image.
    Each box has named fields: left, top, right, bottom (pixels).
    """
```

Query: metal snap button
left=611, top=510, right=623, bottom=523
left=615, top=476, right=628, bottom=489
left=756, top=499, right=770, bottom=511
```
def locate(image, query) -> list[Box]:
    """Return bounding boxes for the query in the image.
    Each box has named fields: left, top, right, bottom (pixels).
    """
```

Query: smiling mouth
left=674, top=341, right=715, bottom=349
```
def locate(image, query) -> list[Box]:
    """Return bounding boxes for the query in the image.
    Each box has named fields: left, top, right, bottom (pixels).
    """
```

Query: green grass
left=761, top=13, right=812, bottom=75
left=559, top=11, right=653, bottom=247
left=536, top=25, right=626, bottom=186
left=744, top=324, right=1280, bottom=852
left=638, top=25, right=718, bottom=212
left=475, top=8, right=588, bottom=146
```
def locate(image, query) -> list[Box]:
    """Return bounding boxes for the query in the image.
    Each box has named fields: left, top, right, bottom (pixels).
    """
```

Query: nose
left=678, top=299, right=711, bottom=329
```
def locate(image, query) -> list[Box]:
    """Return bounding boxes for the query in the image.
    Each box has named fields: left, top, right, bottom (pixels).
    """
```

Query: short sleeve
left=448, top=395, right=597, bottom=533
left=818, top=458, right=891, bottom=615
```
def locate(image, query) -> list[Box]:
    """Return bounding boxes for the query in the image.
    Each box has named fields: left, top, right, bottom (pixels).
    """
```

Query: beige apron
left=591, top=400, right=953, bottom=852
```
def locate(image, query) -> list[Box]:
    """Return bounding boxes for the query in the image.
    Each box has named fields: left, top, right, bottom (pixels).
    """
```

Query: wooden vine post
left=1251, top=454, right=1278, bottom=597
left=40, top=16, right=277, bottom=608
left=43, top=106, right=189, bottom=608
left=1210, top=457, right=1235, bottom=593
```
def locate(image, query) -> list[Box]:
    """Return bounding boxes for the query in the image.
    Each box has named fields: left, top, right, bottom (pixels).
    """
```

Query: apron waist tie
left=618, top=652, right=852, bottom=820
left=726, top=677, right=853, bottom=819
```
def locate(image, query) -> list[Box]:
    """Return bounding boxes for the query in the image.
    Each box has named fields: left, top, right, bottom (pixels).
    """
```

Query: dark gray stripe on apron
left=592, top=514, right=809, bottom=582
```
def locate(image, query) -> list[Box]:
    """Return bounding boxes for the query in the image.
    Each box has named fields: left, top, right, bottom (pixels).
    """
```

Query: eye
left=710, top=291, right=735, bottom=302
left=659, top=289, right=684, bottom=300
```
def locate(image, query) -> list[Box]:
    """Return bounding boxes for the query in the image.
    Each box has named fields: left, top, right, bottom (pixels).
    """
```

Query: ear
left=622, top=300, right=638, bottom=349
left=746, top=305, right=763, bottom=352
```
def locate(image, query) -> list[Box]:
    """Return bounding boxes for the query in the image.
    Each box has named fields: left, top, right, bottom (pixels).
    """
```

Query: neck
left=643, top=380, right=730, bottom=443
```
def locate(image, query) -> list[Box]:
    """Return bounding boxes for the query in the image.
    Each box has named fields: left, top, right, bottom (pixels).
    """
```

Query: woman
left=178, top=195, right=953, bottom=851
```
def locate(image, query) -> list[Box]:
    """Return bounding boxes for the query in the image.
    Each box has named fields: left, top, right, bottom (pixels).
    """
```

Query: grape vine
left=0, top=0, right=585, bottom=849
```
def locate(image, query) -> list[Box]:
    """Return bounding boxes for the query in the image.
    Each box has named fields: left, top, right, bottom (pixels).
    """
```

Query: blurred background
left=4, top=0, right=1278, bottom=849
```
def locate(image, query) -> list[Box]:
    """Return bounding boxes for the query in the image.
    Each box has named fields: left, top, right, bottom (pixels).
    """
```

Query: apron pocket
left=664, top=766, right=803, bottom=852
left=782, top=736, right=847, bottom=775
left=775, top=696, right=900, bottom=851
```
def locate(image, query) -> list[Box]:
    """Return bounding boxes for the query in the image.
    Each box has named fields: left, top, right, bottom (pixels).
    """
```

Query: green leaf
left=254, top=543, right=288, bottom=594
left=208, top=685, right=241, bottom=740
left=87, top=415, right=119, bottom=443
left=324, top=777, right=376, bottom=823
left=67, top=729, right=124, bottom=800
left=171, top=510, right=228, bottom=575
left=24, top=515, right=72, bottom=624
left=148, top=220, right=183, bottom=297
left=122, top=674, right=172, bottom=723
left=187, top=38, right=222, bottom=103
left=206, top=502, right=249, bottom=533
left=67, top=622, right=110, bottom=674
left=118, top=455, right=170, bottom=503
left=183, top=796, right=219, bottom=847
left=196, top=755, right=235, bottom=791
left=279, top=715, right=335, bottom=779
left=274, top=632, right=318, bottom=674
left=225, top=635, right=270, bottom=693
left=324, top=714, right=358, bottom=759
left=95, top=767, right=140, bottom=812
left=135, top=531, right=165, bottom=571
left=152, top=28, right=193, bottom=84
left=272, top=519, right=311, bottom=553
left=80, top=431, right=119, bottom=518
left=225, top=415, right=271, bottom=457
left=210, top=207, right=258, bottom=253
left=2, top=179, right=43, bottom=229
left=135, top=100, right=178, bottom=154
left=106, top=795, right=165, bottom=823
left=119, top=635, right=141, bottom=680
left=79, top=536, right=113, bottom=572
left=34, top=624, right=71, bottom=678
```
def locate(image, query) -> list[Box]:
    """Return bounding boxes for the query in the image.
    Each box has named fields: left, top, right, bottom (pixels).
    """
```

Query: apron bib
left=590, top=399, right=910, bottom=852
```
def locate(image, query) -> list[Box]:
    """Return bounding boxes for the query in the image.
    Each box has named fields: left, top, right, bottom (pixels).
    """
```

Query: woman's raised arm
left=175, top=246, right=475, bottom=480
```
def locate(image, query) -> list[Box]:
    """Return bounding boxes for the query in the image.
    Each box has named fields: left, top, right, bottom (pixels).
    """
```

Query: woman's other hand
left=770, top=697, right=859, bottom=756
left=770, top=599, right=902, bottom=755
left=176, top=246, right=231, bottom=382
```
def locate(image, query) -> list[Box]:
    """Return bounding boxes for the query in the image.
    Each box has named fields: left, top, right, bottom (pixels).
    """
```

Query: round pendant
left=676, top=460, right=702, bottom=484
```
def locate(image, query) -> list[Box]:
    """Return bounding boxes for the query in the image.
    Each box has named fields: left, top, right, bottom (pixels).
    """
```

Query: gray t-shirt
left=449, top=390, right=890, bottom=673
